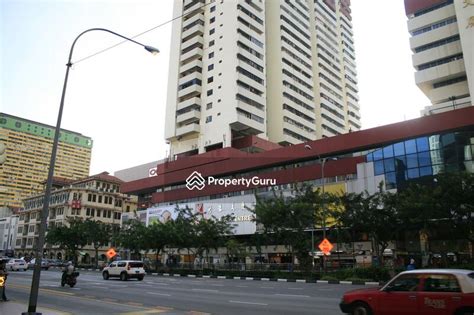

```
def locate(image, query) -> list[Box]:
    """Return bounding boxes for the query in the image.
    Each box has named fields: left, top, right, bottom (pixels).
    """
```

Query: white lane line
left=229, top=300, right=268, bottom=306
left=275, top=293, right=310, bottom=298
left=209, top=284, right=224, bottom=287
left=288, top=287, right=304, bottom=290
left=192, top=289, right=219, bottom=293
left=236, top=285, right=248, bottom=288
left=147, top=292, right=171, bottom=297
left=260, top=286, right=274, bottom=289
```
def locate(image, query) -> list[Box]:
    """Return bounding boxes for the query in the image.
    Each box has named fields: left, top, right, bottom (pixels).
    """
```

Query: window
left=207, top=89, right=213, bottom=96
left=98, top=196, right=102, bottom=203
left=208, top=52, right=214, bottom=59
left=210, top=5, right=215, bottom=12
left=206, top=116, right=212, bottom=123
left=208, top=77, right=214, bottom=83
left=92, top=195, right=96, bottom=202
left=117, top=262, right=126, bottom=267
left=210, top=17, right=215, bottom=24
left=208, top=64, right=214, bottom=71
left=209, top=28, right=215, bottom=35
left=385, top=274, right=420, bottom=292
left=88, top=194, right=92, bottom=202
left=422, top=274, right=461, bottom=292
left=206, top=102, right=213, bottom=110
left=209, top=40, right=215, bottom=47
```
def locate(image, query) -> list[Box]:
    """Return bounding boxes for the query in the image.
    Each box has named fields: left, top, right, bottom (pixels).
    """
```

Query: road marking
left=127, top=302, right=144, bottom=306
left=147, top=292, right=171, bottom=297
left=229, top=300, right=268, bottom=306
left=260, top=286, right=274, bottom=289
left=192, top=288, right=219, bottom=293
left=288, top=287, right=304, bottom=290
left=275, top=293, right=310, bottom=298
left=236, top=285, right=248, bottom=288
left=154, top=282, right=170, bottom=286
left=120, top=306, right=172, bottom=314
left=209, top=284, right=224, bottom=287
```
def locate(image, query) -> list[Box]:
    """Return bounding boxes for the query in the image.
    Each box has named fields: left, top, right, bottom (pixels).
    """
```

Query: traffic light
left=0, top=142, right=6, bottom=164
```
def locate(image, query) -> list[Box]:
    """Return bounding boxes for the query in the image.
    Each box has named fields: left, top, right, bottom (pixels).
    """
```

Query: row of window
left=418, top=53, right=463, bottom=71
left=412, top=17, right=457, bottom=36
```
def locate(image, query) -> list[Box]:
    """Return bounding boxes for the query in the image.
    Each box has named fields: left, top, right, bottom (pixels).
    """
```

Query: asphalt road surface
left=4, top=269, right=366, bottom=314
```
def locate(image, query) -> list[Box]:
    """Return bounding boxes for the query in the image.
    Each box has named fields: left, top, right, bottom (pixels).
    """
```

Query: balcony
left=178, top=83, right=201, bottom=99
left=182, top=23, right=204, bottom=41
left=180, top=59, right=202, bottom=74
left=180, top=47, right=203, bottom=65
left=176, top=123, right=200, bottom=137
left=231, top=110, right=265, bottom=135
left=179, top=72, right=202, bottom=87
left=176, top=109, right=201, bottom=124
left=415, top=58, right=465, bottom=87
left=181, top=35, right=204, bottom=52
left=183, top=0, right=205, bottom=19
left=177, top=96, right=201, bottom=112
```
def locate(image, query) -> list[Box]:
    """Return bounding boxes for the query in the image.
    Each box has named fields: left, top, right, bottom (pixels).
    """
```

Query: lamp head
left=304, top=144, right=312, bottom=150
left=144, top=45, right=160, bottom=55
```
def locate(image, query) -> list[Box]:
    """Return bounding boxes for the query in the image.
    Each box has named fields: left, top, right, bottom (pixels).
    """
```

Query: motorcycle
left=61, top=271, right=79, bottom=288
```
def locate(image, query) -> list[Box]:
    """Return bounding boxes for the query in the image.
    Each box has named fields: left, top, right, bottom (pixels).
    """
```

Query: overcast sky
left=1, top=0, right=431, bottom=175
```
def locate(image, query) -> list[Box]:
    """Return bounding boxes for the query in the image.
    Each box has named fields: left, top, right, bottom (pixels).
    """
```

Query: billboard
left=145, top=195, right=257, bottom=235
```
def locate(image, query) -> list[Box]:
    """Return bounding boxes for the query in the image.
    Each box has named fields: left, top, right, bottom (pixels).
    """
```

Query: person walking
left=0, top=259, right=9, bottom=302
left=406, top=258, right=416, bottom=271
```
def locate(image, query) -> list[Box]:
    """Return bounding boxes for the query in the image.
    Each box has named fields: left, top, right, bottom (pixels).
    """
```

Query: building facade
left=165, top=0, right=361, bottom=158
left=404, top=0, right=474, bottom=115
left=0, top=215, right=19, bottom=256
left=124, top=107, right=474, bottom=264
left=15, top=172, right=137, bottom=263
left=0, top=113, right=92, bottom=209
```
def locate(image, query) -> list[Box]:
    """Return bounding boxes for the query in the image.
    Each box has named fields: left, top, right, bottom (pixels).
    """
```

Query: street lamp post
left=24, top=28, right=158, bottom=315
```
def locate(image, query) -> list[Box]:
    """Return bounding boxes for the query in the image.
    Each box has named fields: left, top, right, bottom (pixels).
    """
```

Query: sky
left=0, top=0, right=431, bottom=175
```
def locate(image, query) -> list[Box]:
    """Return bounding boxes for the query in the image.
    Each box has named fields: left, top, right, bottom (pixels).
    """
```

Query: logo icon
left=186, top=171, right=206, bottom=190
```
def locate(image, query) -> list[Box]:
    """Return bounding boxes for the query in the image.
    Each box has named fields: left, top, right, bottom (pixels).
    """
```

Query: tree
left=145, top=220, right=174, bottom=270
left=333, top=184, right=402, bottom=264
left=114, top=219, right=147, bottom=259
left=251, top=185, right=319, bottom=269
left=83, top=219, right=112, bottom=268
left=46, top=217, right=87, bottom=263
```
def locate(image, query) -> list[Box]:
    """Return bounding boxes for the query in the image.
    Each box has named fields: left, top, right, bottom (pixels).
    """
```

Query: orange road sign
left=0, top=276, right=4, bottom=287
left=106, top=248, right=117, bottom=259
left=318, top=238, right=333, bottom=255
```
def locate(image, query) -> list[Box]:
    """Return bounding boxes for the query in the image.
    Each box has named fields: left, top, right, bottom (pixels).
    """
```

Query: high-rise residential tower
left=404, top=0, right=474, bottom=115
left=165, top=0, right=361, bottom=157
left=0, top=113, right=93, bottom=208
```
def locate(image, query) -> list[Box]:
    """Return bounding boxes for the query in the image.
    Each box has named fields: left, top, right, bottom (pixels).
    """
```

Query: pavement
left=0, top=300, right=68, bottom=315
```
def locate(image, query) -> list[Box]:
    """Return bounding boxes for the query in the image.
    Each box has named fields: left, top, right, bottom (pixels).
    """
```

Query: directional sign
left=106, top=248, right=117, bottom=259
left=318, top=238, right=333, bottom=255
left=0, top=276, right=4, bottom=287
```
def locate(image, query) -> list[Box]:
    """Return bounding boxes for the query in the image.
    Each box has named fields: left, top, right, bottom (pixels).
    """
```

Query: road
left=3, top=269, right=365, bottom=314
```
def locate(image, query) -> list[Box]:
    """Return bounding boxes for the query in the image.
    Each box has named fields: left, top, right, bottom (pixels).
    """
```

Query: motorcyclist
left=62, top=261, right=75, bottom=284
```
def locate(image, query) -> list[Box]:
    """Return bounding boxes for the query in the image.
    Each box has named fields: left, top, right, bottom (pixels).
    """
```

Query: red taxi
left=340, top=269, right=474, bottom=315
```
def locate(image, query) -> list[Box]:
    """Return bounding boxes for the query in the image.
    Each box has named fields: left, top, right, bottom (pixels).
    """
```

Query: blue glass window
left=419, top=166, right=433, bottom=177
left=374, top=160, right=384, bottom=175
left=407, top=168, right=420, bottom=179
left=416, top=137, right=429, bottom=152
left=383, top=146, right=394, bottom=158
left=384, top=158, right=395, bottom=172
left=418, top=151, right=431, bottom=167
left=405, top=139, right=417, bottom=154
left=373, top=149, right=383, bottom=161
left=367, top=153, right=373, bottom=162
left=393, top=142, right=405, bottom=156
left=385, top=172, right=397, bottom=189
left=406, top=153, right=419, bottom=168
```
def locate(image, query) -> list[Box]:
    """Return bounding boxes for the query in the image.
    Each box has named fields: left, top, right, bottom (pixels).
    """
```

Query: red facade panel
left=404, top=0, right=446, bottom=15
left=122, top=107, right=474, bottom=195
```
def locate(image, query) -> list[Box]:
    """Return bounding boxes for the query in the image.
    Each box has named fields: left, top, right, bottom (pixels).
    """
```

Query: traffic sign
left=318, top=238, right=333, bottom=255
left=106, top=248, right=117, bottom=259
left=0, top=276, right=4, bottom=287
